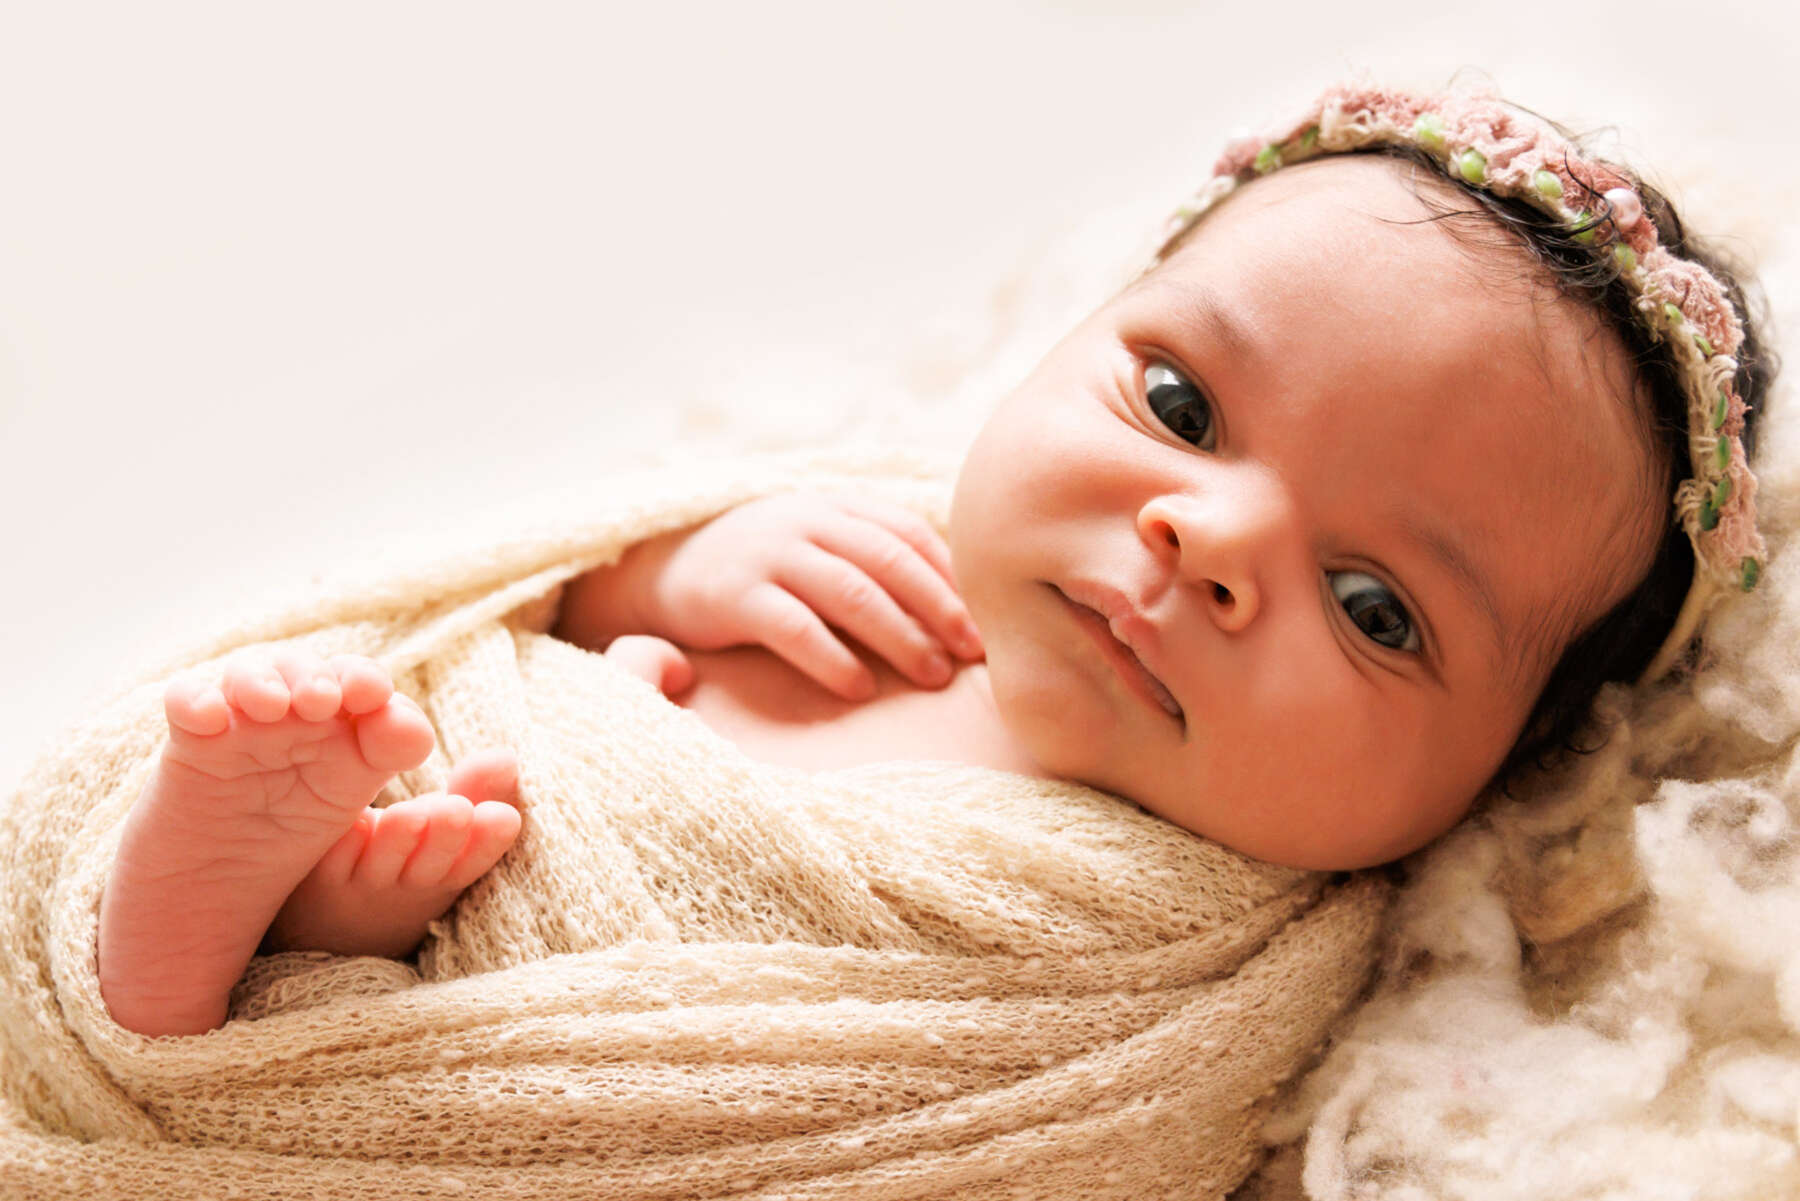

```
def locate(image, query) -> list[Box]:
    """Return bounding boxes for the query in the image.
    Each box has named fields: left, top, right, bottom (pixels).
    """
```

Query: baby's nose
left=1137, top=486, right=1293, bottom=631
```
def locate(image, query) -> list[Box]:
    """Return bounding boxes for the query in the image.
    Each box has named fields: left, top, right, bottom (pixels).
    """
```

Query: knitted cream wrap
left=0, top=450, right=1386, bottom=1200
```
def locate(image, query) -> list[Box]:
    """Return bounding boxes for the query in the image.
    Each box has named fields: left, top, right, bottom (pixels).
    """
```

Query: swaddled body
left=0, top=452, right=1388, bottom=1201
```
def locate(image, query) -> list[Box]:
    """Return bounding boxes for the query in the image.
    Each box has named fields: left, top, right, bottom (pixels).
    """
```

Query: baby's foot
left=267, top=748, right=522, bottom=959
left=98, top=648, right=437, bottom=1037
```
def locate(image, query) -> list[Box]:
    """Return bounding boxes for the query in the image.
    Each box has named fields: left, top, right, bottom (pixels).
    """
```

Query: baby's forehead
left=1154, top=153, right=1510, bottom=283
left=1143, top=154, right=1636, bottom=405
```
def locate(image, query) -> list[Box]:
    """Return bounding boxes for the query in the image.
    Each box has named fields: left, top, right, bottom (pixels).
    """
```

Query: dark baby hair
left=1364, top=135, right=1777, bottom=787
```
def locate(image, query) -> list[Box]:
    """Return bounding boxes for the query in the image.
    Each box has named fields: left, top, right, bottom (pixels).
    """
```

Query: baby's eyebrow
left=1141, top=275, right=1261, bottom=367
left=1392, top=508, right=1504, bottom=657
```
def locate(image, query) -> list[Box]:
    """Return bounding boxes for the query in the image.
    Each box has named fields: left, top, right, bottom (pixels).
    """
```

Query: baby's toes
left=223, top=652, right=291, bottom=724
left=441, top=801, right=523, bottom=891
left=397, top=793, right=477, bottom=888
left=272, top=646, right=342, bottom=724
left=328, top=654, right=396, bottom=716
left=163, top=672, right=231, bottom=737
left=353, top=692, right=437, bottom=773
left=305, top=808, right=376, bottom=888
left=350, top=800, right=436, bottom=887
left=443, top=748, right=518, bottom=807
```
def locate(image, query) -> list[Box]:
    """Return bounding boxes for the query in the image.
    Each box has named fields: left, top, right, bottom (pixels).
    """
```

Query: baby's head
left=948, top=82, right=1770, bottom=870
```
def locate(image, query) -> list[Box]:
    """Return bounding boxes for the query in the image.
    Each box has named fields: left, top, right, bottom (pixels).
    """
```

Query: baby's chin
left=963, top=646, right=1051, bottom=739
left=976, top=650, right=1128, bottom=784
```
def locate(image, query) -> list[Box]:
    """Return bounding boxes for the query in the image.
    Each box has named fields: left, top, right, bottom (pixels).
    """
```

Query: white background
left=3, top=0, right=1796, bottom=788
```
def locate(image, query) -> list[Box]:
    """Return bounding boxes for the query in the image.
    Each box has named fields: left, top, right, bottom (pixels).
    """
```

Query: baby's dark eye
left=1145, top=361, right=1216, bottom=451
left=1329, top=571, right=1420, bottom=653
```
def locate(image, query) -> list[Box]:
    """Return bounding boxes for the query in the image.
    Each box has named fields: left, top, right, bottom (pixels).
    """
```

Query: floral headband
left=1152, top=82, right=1764, bottom=683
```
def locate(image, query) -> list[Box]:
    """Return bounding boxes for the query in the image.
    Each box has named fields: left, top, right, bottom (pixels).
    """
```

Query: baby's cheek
left=1222, top=685, right=1432, bottom=865
left=1319, top=712, right=1490, bottom=866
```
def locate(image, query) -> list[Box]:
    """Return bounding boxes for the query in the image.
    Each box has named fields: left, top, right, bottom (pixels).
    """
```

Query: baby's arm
left=553, top=492, right=984, bottom=698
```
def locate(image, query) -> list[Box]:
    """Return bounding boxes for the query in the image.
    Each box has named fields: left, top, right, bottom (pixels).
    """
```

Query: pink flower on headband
left=1645, top=256, right=1744, bottom=360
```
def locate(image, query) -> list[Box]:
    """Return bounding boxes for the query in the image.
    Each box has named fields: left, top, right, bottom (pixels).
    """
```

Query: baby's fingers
left=825, top=495, right=957, bottom=587
left=603, top=635, right=696, bottom=698
left=811, top=516, right=983, bottom=661
left=771, top=545, right=956, bottom=691
left=739, top=583, right=877, bottom=700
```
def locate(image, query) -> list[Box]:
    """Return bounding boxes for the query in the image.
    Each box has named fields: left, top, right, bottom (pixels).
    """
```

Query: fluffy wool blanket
left=0, top=449, right=1386, bottom=1200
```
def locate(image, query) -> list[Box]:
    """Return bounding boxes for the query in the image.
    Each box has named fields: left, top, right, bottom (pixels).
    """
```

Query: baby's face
left=949, top=156, right=1662, bottom=870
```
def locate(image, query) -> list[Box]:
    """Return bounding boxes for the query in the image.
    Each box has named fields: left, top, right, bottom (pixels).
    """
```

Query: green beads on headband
left=1716, top=437, right=1732, bottom=471
left=1413, top=113, right=1446, bottom=152
left=1256, top=125, right=1321, bottom=176
left=1533, top=169, right=1564, bottom=200
left=1659, top=301, right=1717, bottom=358
left=1712, top=391, right=1729, bottom=430
left=1457, top=148, right=1487, bottom=184
left=1742, top=557, right=1761, bottom=591
left=1699, top=475, right=1733, bottom=531
left=1613, top=244, right=1637, bottom=273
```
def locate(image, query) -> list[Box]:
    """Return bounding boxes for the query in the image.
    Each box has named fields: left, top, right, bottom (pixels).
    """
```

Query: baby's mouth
left=1055, top=588, right=1184, bottom=721
left=1113, top=637, right=1184, bottom=720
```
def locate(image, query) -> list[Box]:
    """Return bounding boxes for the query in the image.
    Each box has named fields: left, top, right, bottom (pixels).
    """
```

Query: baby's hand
left=632, top=492, right=984, bottom=699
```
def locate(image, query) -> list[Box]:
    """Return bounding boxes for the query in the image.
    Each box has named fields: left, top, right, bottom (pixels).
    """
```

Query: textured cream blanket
left=0, top=450, right=1386, bottom=1200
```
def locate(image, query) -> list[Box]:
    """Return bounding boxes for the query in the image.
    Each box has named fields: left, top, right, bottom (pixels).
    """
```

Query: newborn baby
left=96, top=90, right=1765, bottom=1038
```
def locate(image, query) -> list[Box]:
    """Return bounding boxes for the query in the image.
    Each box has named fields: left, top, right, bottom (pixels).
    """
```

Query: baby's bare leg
left=96, top=650, right=517, bottom=1036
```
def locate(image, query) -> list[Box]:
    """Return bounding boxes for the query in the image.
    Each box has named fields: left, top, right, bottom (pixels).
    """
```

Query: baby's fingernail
left=956, top=621, right=984, bottom=657
left=924, top=651, right=953, bottom=684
